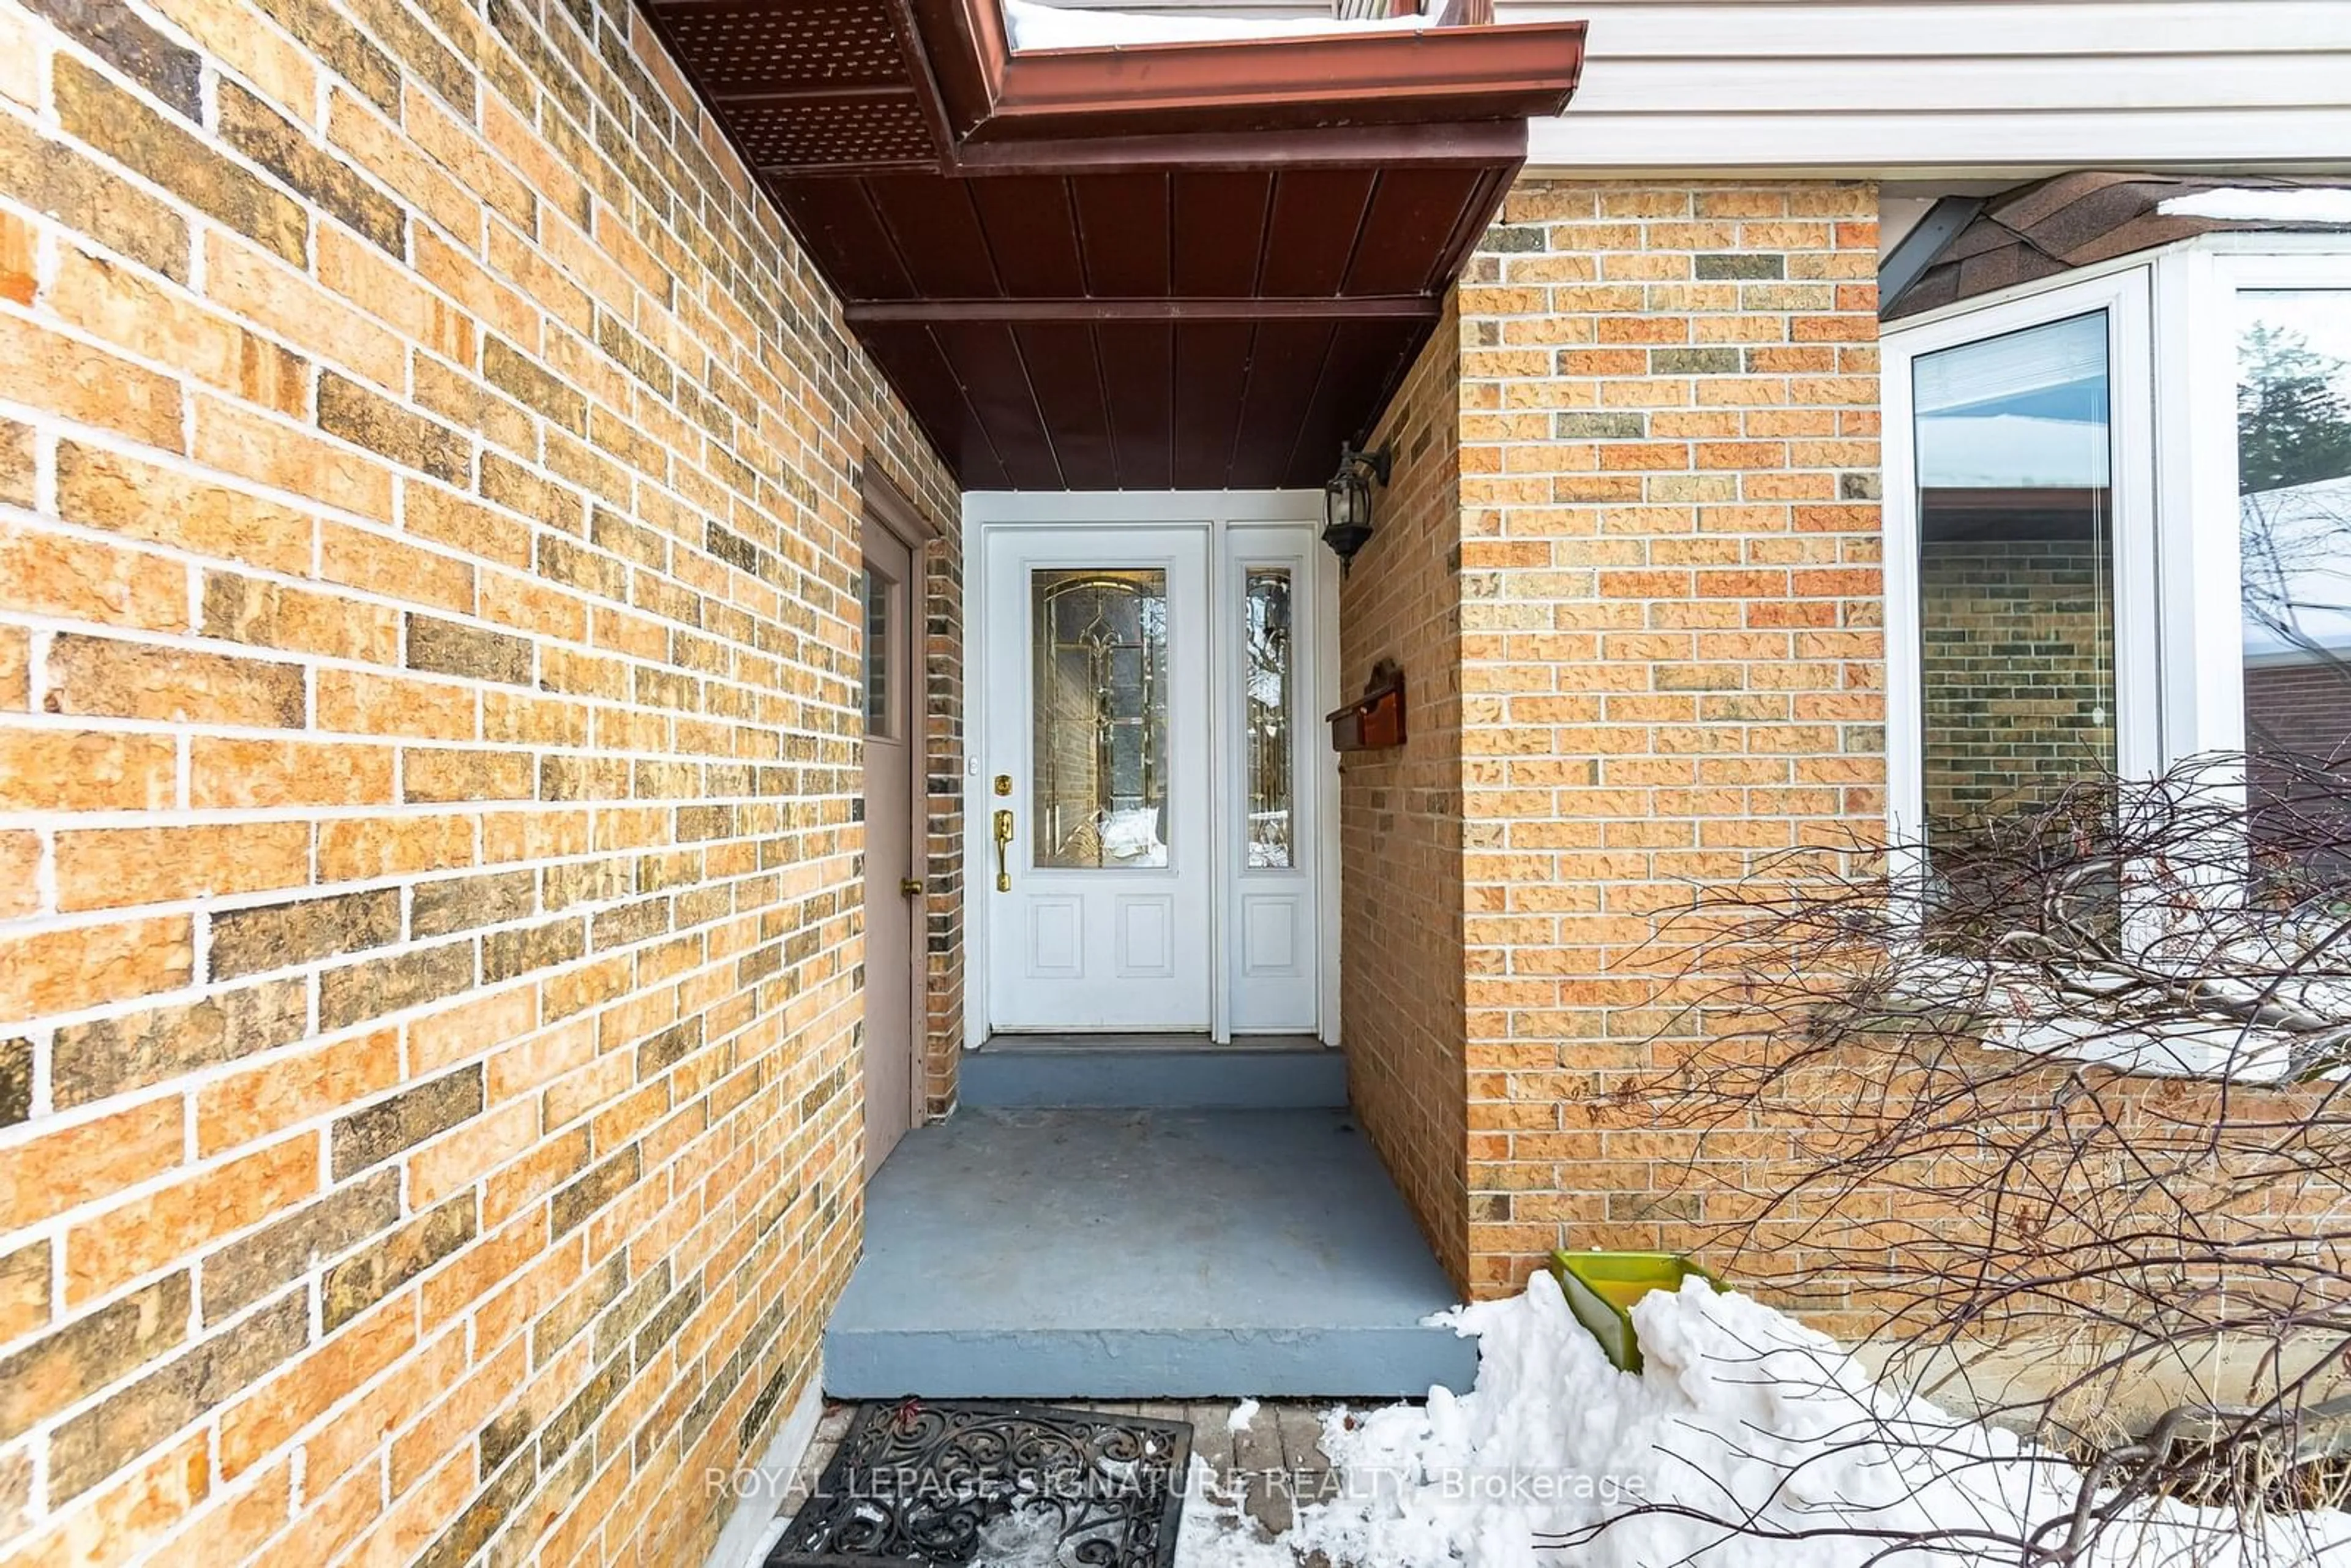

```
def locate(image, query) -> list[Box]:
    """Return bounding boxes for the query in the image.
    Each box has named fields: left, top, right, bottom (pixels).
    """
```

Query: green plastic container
left=1548, top=1250, right=1723, bottom=1372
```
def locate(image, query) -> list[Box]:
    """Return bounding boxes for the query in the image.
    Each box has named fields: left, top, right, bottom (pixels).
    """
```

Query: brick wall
left=1337, top=179, right=1884, bottom=1299
left=1919, top=537, right=2115, bottom=823
left=1338, top=298, right=1470, bottom=1287
left=921, top=538, right=966, bottom=1120
left=1455, top=179, right=1883, bottom=1296
left=2249, top=660, right=2351, bottom=763
left=0, top=0, right=955, bottom=1562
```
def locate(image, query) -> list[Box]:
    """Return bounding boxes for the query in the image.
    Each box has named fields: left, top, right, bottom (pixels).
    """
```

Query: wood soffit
left=637, top=0, right=1587, bottom=489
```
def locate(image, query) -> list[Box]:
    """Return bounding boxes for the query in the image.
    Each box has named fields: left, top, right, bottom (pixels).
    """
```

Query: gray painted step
left=826, top=1108, right=1475, bottom=1399
left=961, top=1036, right=1347, bottom=1109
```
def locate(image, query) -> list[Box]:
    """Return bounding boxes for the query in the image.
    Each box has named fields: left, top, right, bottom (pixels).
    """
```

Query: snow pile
left=973, top=1504, right=1067, bottom=1567
left=2157, top=187, right=2351, bottom=225
left=1002, top=0, right=1430, bottom=52
left=1174, top=1271, right=2351, bottom=1566
left=1176, top=1455, right=1299, bottom=1568
left=1227, top=1398, right=1261, bottom=1434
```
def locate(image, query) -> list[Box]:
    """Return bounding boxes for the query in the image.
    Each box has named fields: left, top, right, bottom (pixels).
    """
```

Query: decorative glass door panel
left=1224, top=535, right=1319, bottom=1034
left=1031, top=569, right=1171, bottom=871
left=1243, top=569, right=1293, bottom=871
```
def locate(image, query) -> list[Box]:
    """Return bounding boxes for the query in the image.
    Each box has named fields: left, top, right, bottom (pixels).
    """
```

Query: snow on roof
left=1000, top=0, right=1431, bottom=50
left=2159, top=186, right=2351, bottom=225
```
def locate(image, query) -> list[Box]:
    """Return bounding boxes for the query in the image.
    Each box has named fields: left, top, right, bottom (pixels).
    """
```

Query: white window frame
left=1888, top=237, right=2351, bottom=834
left=1881, top=236, right=2351, bottom=1079
left=2173, top=250, right=2351, bottom=763
left=1882, top=264, right=2160, bottom=848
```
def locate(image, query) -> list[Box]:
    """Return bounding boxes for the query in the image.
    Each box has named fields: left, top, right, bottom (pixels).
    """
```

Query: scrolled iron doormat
left=765, top=1400, right=1193, bottom=1567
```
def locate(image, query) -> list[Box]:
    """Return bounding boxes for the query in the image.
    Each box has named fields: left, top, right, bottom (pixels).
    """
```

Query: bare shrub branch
left=1562, top=751, right=2351, bottom=1564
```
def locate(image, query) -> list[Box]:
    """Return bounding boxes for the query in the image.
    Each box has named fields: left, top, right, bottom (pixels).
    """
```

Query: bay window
left=1887, top=242, right=2351, bottom=887
left=2226, top=279, right=2351, bottom=891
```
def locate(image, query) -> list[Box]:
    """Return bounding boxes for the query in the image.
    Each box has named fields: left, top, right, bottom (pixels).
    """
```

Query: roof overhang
left=1881, top=173, right=2351, bottom=321
left=637, top=0, right=1586, bottom=488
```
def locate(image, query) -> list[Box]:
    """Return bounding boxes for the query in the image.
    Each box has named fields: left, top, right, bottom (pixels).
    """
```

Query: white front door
left=979, top=508, right=1331, bottom=1038
left=984, top=528, right=1213, bottom=1030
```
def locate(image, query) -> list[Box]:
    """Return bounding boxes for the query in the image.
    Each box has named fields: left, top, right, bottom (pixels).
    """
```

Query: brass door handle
left=900, top=877, right=923, bottom=897
left=992, top=809, right=1014, bottom=891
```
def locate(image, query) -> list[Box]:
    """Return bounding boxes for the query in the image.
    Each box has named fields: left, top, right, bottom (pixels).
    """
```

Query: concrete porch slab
left=961, top=1035, right=1346, bottom=1110
left=824, top=1108, right=1475, bottom=1399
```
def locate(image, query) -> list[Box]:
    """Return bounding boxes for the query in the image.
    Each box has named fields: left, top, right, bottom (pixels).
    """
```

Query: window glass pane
left=2237, top=289, right=2351, bottom=891
left=1031, top=568, right=1169, bottom=869
left=1245, top=569, right=1293, bottom=869
left=1913, top=312, right=2118, bottom=911
left=861, top=568, right=890, bottom=737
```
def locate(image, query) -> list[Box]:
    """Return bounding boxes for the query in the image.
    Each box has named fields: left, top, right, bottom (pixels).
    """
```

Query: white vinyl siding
left=1525, top=1, right=2351, bottom=173
left=1042, top=0, right=2351, bottom=176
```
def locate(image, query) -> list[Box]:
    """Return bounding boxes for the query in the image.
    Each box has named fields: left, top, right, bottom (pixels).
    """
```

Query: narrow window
left=862, top=566, right=892, bottom=738
left=2236, top=288, right=2351, bottom=890
left=1911, top=312, right=2118, bottom=907
left=1243, top=568, right=1294, bottom=869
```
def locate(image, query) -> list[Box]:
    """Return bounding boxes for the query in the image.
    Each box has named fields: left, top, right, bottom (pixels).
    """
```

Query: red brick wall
left=0, top=0, right=955, bottom=1561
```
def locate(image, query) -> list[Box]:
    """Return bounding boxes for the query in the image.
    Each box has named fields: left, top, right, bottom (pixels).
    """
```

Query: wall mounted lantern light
left=1321, top=441, right=1390, bottom=574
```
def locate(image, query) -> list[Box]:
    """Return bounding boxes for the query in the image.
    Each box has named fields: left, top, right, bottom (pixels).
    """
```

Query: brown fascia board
left=949, top=118, right=1527, bottom=176
left=904, top=0, right=1009, bottom=138
left=905, top=0, right=1582, bottom=144
left=845, top=294, right=1444, bottom=323
left=974, top=24, right=1586, bottom=141
left=760, top=119, right=1526, bottom=183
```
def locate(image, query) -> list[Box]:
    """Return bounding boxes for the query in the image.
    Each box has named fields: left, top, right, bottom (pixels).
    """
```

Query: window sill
left=1883, top=948, right=2330, bottom=1086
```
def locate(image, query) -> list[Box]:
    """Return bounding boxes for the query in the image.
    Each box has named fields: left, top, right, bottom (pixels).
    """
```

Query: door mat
left=765, top=1400, right=1193, bottom=1567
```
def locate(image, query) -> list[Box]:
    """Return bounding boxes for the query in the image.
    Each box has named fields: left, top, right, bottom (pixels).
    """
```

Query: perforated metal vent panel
left=653, top=0, right=915, bottom=93
left=650, top=0, right=937, bottom=168
left=727, top=96, right=936, bottom=168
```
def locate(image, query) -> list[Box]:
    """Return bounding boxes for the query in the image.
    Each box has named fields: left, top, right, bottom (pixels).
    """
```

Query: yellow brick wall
left=1458, top=179, right=1884, bottom=1296
left=0, top=0, right=957, bottom=1561
left=1338, top=179, right=1884, bottom=1300
left=920, top=532, right=967, bottom=1120
left=1338, top=298, right=1470, bottom=1287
